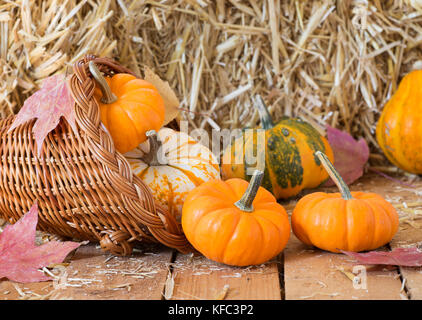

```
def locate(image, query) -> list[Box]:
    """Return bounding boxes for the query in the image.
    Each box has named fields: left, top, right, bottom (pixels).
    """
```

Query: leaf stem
left=234, top=170, right=264, bottom=212
left=88, top=61, right=117, bottom=104
left=315, top=151, right=353, bottom=200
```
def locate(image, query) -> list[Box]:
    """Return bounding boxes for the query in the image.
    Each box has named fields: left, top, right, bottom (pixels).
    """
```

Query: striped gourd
left=126, top=128, right=220, bottom=220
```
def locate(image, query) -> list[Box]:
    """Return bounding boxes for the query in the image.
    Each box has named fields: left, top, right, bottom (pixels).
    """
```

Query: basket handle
left=68, top=55, right=191, bottom=255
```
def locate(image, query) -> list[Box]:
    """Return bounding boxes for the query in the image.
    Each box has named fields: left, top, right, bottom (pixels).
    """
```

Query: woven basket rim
left=64, top=54, right=191, bottom=255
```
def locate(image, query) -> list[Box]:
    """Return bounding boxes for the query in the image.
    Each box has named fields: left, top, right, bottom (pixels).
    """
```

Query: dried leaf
left=0, top=203, right=81, bottom=283
left=8, top=74, right=77, bottom=156
left=144, top=66, right=180, bottom=125
left=324, top=125, right=369, bottom=186
left=340, top=247, right=422, bottom=267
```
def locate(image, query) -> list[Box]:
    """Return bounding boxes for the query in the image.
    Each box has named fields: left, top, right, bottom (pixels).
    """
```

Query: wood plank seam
left=389, top=242, right=410, bottom=300
left=277, top=252, right=285, bottom=300
left=168, top=251, right=283, bottom=300
left=398, top=268, right=411, bottom=299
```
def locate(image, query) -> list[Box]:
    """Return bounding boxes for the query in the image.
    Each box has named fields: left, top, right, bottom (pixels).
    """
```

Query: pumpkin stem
left=255, top=95, right=274, bottom=130
left=142, top=130, right=166, bottom=166
left=315, top=151, right=353, bottom=200
left=234, top=170, right=264, bottom=212
left=88, top=61, right=117, bottom=104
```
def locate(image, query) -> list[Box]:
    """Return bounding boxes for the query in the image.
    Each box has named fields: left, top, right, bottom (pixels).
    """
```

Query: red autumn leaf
left=0, top=203, right=81, bottom=283
left=8, top=74, right=77, bottom=156
left=324, top=125, right=369, bottom=186
left=340, top=247, right=422, bottom=267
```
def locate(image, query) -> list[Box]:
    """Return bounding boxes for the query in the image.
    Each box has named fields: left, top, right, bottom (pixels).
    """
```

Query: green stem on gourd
left=315, top=151, right=353, bottom=200
left=255, top=95, right=274, bottom=130
left=142, top=130, right=164, bottom=166
left=88, top=61, right=117, bottom=104
left=234, top=170, right=264, bottom=212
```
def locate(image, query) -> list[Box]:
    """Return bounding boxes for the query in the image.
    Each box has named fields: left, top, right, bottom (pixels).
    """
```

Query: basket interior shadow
left=0, top=55, right=192, bottom=256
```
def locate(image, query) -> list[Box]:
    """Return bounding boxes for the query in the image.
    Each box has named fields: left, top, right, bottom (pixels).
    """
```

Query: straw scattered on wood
left=1, top=0, right=422, bottom=162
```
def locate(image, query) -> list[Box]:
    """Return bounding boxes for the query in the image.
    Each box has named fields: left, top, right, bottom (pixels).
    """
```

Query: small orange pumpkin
left=181, top=170, right=291, bottom=266
left=90, top=61, right=165, bottom=154
left=291, top=151, right=399, bottom=253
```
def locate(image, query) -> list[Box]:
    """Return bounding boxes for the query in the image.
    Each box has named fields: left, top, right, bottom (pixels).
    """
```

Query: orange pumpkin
left=291, top=151, right=399, bottom=253
left=376, top=70, right=422, bottom=174
left=90, top=61, right=165, bottom=154
left=181, top=170, right=291, bottom=266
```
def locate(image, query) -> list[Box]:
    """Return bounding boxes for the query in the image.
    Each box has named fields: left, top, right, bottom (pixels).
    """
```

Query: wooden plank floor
left=1, top=173, right=422, bottom=300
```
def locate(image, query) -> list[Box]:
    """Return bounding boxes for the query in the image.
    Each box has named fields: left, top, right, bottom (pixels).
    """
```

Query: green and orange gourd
left=221, top=95, right=334, bottom=199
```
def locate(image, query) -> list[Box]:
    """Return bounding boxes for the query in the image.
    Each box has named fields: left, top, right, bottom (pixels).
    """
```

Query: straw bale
left=1, top=0, right=422, bottom=162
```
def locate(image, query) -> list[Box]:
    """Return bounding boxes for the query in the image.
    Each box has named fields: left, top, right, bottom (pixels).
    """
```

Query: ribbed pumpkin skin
left=376, top=70, right=422, bottom=174
left=125, top=128, right=220, bottom=220
left=291, top=191, right=399, bottom=253
left=94, top=74, right=165, bottom=154
left=221, top=118, right=334, bottom=199
left=181, top=178, right=290, bottom=266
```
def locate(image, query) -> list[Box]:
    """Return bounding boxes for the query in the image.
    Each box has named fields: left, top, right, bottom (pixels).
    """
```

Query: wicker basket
left=0, top=55, right=192, bottom=256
